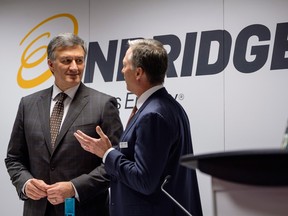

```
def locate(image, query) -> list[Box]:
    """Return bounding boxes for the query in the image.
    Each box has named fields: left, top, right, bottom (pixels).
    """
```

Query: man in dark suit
left=74, top=39, right=203, bottom=216
left=5, top=33, right=123, bottom=216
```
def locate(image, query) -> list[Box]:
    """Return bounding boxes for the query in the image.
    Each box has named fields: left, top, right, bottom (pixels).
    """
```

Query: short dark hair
left=47, top=33, right=87, bottom=61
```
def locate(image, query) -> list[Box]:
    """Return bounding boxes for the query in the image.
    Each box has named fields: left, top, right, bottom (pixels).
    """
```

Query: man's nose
left=69, top=60, right=78, bottom=70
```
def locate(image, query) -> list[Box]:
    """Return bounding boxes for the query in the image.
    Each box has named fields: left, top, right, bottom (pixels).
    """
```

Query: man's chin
left=66, top=78, right=81, bottom=86
left=67, top=75, right=81, bottom=81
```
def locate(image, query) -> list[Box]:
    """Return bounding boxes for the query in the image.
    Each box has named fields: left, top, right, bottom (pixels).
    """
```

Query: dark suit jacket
left=5, top=83, right=123, bottom=216
left=104, top=87, right=203, bottom=216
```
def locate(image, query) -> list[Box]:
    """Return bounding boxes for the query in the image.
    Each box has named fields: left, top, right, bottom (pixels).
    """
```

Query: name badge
left=119, top=142, right=128, bottom=149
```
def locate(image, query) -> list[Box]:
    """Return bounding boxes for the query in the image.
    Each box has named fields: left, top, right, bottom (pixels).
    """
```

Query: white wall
left=1, top=0, right=287, bottom=215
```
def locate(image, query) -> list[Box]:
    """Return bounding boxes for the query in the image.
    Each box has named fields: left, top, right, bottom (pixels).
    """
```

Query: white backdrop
left=1, top=0, right=288, bottom=215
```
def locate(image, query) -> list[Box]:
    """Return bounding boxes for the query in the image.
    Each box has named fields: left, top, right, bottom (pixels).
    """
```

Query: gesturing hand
left=74, top=126, right=112, bottom=158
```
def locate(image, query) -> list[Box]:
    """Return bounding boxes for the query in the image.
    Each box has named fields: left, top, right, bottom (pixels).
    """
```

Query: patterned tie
left=127, top=106, right=138, bottom=125
left=50, top=92, right=67, bottom=149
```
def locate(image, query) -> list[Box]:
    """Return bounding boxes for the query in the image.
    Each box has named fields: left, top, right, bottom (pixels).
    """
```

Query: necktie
left=127, top=106, right=138, bottom=125
left=50, top=92, right=67, bottom=149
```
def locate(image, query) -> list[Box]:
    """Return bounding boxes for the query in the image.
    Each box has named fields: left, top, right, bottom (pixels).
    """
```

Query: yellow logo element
left=18, top=13, right=78, bottom=88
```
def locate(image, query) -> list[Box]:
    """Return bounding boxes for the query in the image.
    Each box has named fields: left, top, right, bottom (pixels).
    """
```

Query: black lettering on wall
left=84, top=40, right=118, bottom=83
left=196, top=30, right=231, bottom=76
left=271, top=22, right=288, bottom=70
left=234, top=24, right=270, bottom=73
left=181, top=32, right=197, bottom=77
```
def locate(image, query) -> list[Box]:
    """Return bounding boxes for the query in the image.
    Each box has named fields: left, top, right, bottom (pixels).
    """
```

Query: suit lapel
left=37, top=87, right=53, bottom=154
left=124, top=88, right=168, bottom=132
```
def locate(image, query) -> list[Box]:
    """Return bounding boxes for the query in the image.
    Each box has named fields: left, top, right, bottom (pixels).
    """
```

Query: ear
left=47, top=59, right=54, bottom=73
left=135, top=67, right=143, bottom=77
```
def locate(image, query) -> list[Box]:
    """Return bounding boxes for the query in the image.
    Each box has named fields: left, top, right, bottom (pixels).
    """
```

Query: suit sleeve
left=105, top=112, right=174, bottom=195
left=5, top=98, right=33, bottom=200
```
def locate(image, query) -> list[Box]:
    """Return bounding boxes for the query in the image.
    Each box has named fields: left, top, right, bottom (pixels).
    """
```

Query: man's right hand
left=25, top=178, right=48, bottom=200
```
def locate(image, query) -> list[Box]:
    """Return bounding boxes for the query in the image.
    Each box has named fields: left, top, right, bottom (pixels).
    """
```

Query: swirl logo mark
left=18, top=13, right=78, bottom=88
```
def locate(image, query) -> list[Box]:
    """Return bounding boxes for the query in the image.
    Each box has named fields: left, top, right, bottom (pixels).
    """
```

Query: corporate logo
left=84, top=22, right=288, bottom=83
left=18, top=13, right=78, bottom=88
left=18, top=14, right=288, bottom=88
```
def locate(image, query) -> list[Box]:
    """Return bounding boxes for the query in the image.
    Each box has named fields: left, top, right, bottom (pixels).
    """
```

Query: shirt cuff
left=102, top=147, right=115, bottom=163
left=71, top=182, right=80, bottom=201
left=22, top=179, right=32, bottom=195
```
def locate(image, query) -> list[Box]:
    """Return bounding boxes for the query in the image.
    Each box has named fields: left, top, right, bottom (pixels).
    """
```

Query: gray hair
left=127, top=38, right=168, bottom=85
left=47, top=33, right=87, bottom=61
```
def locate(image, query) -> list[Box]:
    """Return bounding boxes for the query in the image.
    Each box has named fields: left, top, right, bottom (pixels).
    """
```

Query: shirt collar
left=52, top=83, right=80, bottom=101
left=136, top=85, right=163, bottom=109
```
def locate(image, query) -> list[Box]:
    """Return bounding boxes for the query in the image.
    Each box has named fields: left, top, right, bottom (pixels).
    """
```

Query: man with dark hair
left=5, top=33, right=123, bottom=216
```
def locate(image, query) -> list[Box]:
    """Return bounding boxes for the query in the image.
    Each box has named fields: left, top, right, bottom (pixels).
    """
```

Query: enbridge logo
left=18, top=13, right=78, bottom=88
left=18, top=17, right=288, bottom=89
left=84, top=22, right=288, bottom=83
